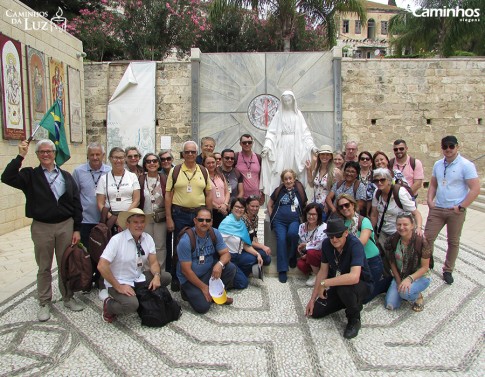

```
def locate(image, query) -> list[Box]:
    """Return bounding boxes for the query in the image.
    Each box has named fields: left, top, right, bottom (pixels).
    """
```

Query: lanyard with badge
left=89, top=169, right=102, bottom=187
left=111, top=171, right=125, bottom=201
left=442, top=159, right=450, bottom=186
left=136, top=240, right=145, bottom=269
left=197, top=235, right=209, bottom=264
left=145, top=173, right=160, bottom=204
left=242, top=154, right=253, bottom=179
left=183, top=167, right=197, bottom=193
left=210, top=176, right=221, bottom=198
left=288, top=188, right=297, bottom=212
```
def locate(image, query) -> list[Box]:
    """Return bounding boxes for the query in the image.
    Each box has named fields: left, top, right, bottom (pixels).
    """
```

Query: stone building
left=336, top=1, right=401, bottom=58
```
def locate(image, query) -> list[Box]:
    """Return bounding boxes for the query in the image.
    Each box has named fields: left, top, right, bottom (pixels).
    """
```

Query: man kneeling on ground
left=305, top=218, right=374, bottom=339
left=177, top=207, right=237, bottom=313
left=98, top=208, right=171, bottom=323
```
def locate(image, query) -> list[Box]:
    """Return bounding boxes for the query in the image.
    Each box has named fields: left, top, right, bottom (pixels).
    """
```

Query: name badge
left=247, top=172, right=252, bottom=179
left=335, top=270, right=341, bottom=276
left=137, top=256, right=143, bottom=268
left=228, top=186, right=232, bottom=193
left=116, top=193, right=121, bottom=201
left=441, top=179, right=447, bottom=186
left=215, top=190, right=221, bottom=198
left=198, top=255, right=205, bottom=264
left=187, top=185, right=192, bottom=193
left=291, top=205, right=296, bottom=212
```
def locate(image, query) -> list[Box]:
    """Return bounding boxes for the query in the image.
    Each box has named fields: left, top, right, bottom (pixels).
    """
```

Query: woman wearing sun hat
left=305, top=144, right=342, bottom=220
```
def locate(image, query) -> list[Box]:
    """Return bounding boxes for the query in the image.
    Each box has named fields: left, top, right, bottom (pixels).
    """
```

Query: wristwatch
left=458, top=205, right=466, bottom=212
left=154, top=272, right=161, bottom=277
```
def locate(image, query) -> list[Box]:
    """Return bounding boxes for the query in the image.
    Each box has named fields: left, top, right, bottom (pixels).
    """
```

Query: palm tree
left=389, top=0, right=484, bottom=57
left=210, top=0, right=367, bottom=52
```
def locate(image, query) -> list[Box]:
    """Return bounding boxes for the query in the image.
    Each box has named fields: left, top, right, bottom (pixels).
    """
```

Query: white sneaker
left=306, top=276, right=316, bottom=287
left=98, top=289, right=109, bottom=301
left=64, top=299, right=84, bottom=312
left=37, top=304, right=51, bottom=322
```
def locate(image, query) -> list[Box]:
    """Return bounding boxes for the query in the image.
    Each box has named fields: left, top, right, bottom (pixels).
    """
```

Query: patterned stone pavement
left=0, top=207, right=483, bottom=376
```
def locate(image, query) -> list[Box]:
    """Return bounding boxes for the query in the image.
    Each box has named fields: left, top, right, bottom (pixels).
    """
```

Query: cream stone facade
left=336, top=1, right=401, bottom=58
left=0, top=0, right=86, bottom=235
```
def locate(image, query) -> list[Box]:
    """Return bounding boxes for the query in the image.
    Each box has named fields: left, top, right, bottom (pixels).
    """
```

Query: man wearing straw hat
left=98, top=208, right=171, bottom=323
left=177, top=207, right=237, bottom=314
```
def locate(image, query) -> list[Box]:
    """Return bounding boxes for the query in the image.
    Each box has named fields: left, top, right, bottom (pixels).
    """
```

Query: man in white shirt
left=98, top=208, right=171, bottom=323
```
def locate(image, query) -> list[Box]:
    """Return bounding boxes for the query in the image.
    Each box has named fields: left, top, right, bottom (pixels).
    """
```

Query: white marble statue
left=260, top=90, right=317, bottom=196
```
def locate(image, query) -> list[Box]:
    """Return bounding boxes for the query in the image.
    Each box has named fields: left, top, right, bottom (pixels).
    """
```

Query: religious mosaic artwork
left=247, top=94, right=280, bottom=130
left=67, top=66, right=82, bottom=143
left=48, top=57, right=67, bottom=119
left=26, top=46, right=49, bottom=140
left=0, top=33, right=26, bottom=139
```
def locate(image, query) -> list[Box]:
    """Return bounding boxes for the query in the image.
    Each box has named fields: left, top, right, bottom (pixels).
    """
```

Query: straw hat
left=117, top=208, right=151, bottom=230
left=317, top=145, right=333, bottom=155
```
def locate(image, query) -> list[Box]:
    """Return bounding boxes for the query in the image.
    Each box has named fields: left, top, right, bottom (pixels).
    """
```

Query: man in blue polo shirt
left=425, top=136, right=480, bottom=285
left=305, top=218, right=373, bottom=339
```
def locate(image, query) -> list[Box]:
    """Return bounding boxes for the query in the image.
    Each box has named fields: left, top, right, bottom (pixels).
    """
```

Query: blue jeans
left=364, top=255, right=392, bottom=303
left=171, top=207, right=198, bottom=277
left=385, top=276, right=431, bottom=310
left=272, top=206, right=300, bottom=273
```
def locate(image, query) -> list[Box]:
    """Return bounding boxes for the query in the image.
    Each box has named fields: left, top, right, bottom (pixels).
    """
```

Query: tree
left=389, top=0, right=485, bottom=57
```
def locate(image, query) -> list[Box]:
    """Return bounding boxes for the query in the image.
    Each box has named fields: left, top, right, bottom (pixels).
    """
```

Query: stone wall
left=341, top=58, right=485, bottom=193
left=0, top=0, right=86, bottom=235
left=84, top=61, right=192, bottom=160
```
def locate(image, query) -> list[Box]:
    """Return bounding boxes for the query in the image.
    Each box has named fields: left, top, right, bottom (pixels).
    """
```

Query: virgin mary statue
left=260, top=90, right=317, bottom=196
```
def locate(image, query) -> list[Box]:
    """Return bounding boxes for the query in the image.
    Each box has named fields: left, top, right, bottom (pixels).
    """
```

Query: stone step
left=475, top=194, right=485, bottom=205
left=469, top=201, right=485, bottom=213
left=480, top=187, right=485, bottom=196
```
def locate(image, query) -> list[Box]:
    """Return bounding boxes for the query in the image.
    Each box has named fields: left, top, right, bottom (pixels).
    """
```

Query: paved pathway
left=0, top=205, right=483, bottom=376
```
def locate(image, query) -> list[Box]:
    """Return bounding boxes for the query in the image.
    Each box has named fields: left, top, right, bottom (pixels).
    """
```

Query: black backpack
left=375, top=184, right=413, bottom=210
left=61, top=243, right=93, bottom=292
left=136, top=284, right=182, bottom=327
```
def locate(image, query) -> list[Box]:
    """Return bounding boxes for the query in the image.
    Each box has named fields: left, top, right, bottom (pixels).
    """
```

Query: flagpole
left=27, top=123, right=41, bottom=144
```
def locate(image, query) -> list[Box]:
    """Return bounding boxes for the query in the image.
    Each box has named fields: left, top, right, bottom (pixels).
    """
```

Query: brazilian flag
left=38, top=100, right=70, bottom=166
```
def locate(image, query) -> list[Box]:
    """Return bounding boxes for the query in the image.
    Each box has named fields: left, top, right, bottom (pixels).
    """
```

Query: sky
left=371, top=0, right=419, bottom=11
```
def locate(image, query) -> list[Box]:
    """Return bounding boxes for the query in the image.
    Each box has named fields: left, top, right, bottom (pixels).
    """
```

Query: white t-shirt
left=96, top=170, right=140, bottom=212
left=100, top=230, right=156, bottom=287
left=221, top=234, right=244, bottom=254
left=372, top=187, right=416, bottom=235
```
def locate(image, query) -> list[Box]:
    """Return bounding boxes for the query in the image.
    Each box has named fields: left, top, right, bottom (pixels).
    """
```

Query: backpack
left=135, top=284, right=182, bottom=327
left=234, top=152, right=262, bottom=166
left=375, top=184, right=413, bottom=210
left=390, top=232, right=434, bottom=270
left=336, top=180, right=360, bottom=198
left=171, top=164, right=209, bottom=192
left=389, top=157, right=416, bottom=172
left=89, top=207, right=118, bottom=263
left=177, top=226, right=217, bottom=251
left=61, top=243, right=93, bottom=292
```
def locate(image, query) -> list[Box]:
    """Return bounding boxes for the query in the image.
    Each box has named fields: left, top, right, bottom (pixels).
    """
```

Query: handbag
left=153, top=208, right=166, bottom=223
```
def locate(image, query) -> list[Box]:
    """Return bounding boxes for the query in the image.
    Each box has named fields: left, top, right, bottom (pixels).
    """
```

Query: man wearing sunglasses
left=235, top=134, right=264, bottom=201
left=305, top=218, right=373, bottom=339
left=219, top=148, right=244, bottom=200
left=424, top=136, right=479, bottom=285
left=98, top=208, right=171, bottom=323
left=177, top=207, right=236, bottom=313
left=390, top=139, right=424, bottom=197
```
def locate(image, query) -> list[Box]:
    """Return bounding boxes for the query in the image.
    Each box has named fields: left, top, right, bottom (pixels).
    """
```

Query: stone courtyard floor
left=0, top=205, right=483, bottom=376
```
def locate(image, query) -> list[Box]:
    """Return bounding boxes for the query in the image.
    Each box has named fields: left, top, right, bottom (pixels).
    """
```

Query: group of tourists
left=1, top=114, right=479, bottom=340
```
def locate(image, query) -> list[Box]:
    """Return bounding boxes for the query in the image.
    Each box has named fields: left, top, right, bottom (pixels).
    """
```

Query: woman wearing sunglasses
left=336, top=194, right=391, bottom=302
left=268, top=169, right=308, bottom=283
left=370, top=168, right=423, bottom=252
left=158, top=149, right=174, bottom=176
left=242, top=196, right=272, bottom=273
left=218, top=198, right=263, bottom=288
left=138, top=153, right=168, bottom=271
left=305, top=145, right=342, bottom=220
left=296, top=203, right=327, bottom=287
left=384, top=212, right=431, bottom=312
left=204, top=153, right=230, bottom=228
left=358, top=151, right=374, bottom=216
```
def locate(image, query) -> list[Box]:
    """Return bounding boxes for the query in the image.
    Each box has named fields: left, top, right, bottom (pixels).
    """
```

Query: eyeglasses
left=127, top=155, right=140, bottom=159
left=307, top=213, right=318, bottom=217
left=160, top=157, right=172, bottom=162
left=373, top=178, right=387, bottom=184
left=184, top=150, right=197, bottom=155
left=359, top=157, right=371, bottom=161
left=441, top=144, right=456, bottom=150
left=111, top=156, right=125, bottom=161
left=196, top=218, right=212, bottom=223
left=224, top=157, right=235, bottom=160
left=241, top=141, right=253, bottom=145
left=329, top=232, right=345, bottom=240
left=345, top=170, right=357, bottom=175
left=145, top=159, right=158, bottom=164
left=233, top=205, right=245, bottom=211
left=215, top=158, right=222, bottom=161
left=37, top=150, right=55, bottom=155
left=337, top=202, right=352, bottom=210
left=393, top=147, right=405, bottom=152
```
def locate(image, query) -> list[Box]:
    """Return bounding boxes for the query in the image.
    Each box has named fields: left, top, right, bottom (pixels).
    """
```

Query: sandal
left=412, top=294, right=424, bottom=312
